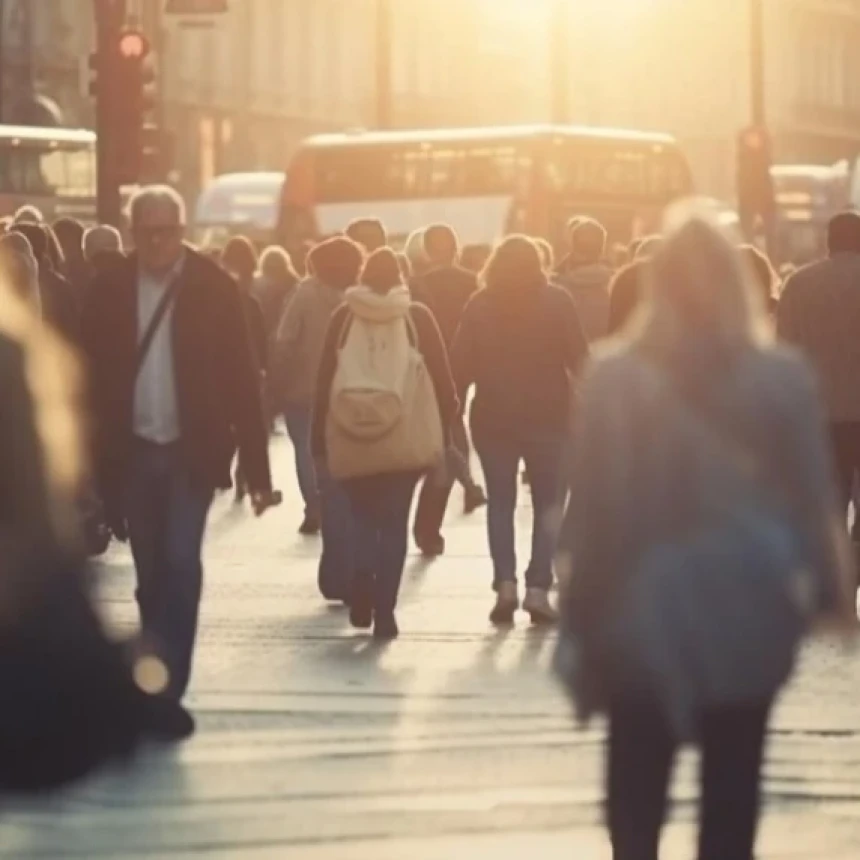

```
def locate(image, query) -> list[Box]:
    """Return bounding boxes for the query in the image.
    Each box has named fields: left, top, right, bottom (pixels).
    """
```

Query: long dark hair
left=481, top=235, right=545, bottom=292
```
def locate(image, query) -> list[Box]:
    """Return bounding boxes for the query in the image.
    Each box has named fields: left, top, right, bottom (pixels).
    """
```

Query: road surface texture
left=2, top=438, right=860, bottom=859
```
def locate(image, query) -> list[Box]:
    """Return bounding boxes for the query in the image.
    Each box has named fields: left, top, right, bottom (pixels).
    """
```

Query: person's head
left=128, top=184, right=187, bottom=274
left=12, top=204, right=44, bottom=225
left=0, top=235, right=39, bottom=311
left=827, top=211, right=860, bottom=256
left=640, top=205, right=767, bottom=358
left=404, top=228, right=430, bottom=276
left=460, top=243, right=491, bottom=274
left=9, top=222, right=47, bottom=263
left=82, top=225, right=123, bottom=264
left=633, top=235, right=663, bottom=261
left=534, top=237, right=555, bottom=272
left=258, top=245, right=298, bottom=285
left=345, top=218, right=387, bottom=254
left=482, top=235, right=545, bottom=293
left=568, top=217, right=607, bottom=265
left=360, top=247, right=403, bottom=294
left=308, top=236, right=363, bottom=291
left=740, top=244, right=777, bottom=308
left=423, top=223, right=458, bottom=266
left=52, top=218, right=85, bottom=266
left=221, top=235, right=258, bottom=287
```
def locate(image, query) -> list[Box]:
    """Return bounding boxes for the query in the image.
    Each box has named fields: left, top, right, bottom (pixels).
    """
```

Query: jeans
left=316, top=461, right=356, bottom=601
left=344, top=471, right=421, bottom=616
left=284, top=404, right=319, bottom=518
left=607, top=698, right=771, bottom=860
left=475, top=432, right=565, bottom=591
left=125, top=440, right=213, bottom=700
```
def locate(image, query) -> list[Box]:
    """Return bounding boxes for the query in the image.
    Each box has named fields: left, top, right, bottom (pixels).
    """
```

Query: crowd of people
left=1, top=185, right=859, bottom=860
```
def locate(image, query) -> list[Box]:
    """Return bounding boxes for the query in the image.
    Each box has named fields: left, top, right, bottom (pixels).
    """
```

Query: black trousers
left=607, top=699, right=771, bottom=860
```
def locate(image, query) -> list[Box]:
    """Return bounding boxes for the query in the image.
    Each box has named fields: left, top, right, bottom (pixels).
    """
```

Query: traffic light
left=736, top=125, right=775, bottom=237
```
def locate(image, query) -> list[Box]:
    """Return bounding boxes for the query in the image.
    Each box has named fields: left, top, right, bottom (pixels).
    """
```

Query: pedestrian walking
left=777, top=212, right=860, bottom=520
left=81, top=185, right=275, bottom=703
left=460, top=243, right=491, bottom=275
left=411, top=224, right=486, bottom=556
left=0, top=233, right=41, bottom=312
left=555, top=210, right=856, bottom=860
left=274, top=237, right=364, bottom=546
left=255, top=244, right=299, bottom=340
left=83, top=224, right=124, bottom=273
left=404, top=228, right=430, bottom=279
left=312, top=248, right=457, bottom=639
left=556, top=217, right=613, bottom=342
left=345, top=217, right=387, bottom=254
left=450, top=235, right=589, bottom=625
left=607, top=236, right=663, bottom=336
left=53, top=217, right=90, bottom=300
left=741, top=244, right=779, bottom=315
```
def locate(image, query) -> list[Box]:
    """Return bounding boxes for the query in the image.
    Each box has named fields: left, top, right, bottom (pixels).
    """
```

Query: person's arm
left=247, top=294, right=268, bottom=375
left=775, top=274, right=800, bottom=344
left=449, top=297, right=478, bottom=410
left=558, top=288, right=590, bottom=378
left=310, top=305, right=349, bottom=462
left=412, top=305, right=459, bottom=431
left=219, top=278, right=272, bottom=496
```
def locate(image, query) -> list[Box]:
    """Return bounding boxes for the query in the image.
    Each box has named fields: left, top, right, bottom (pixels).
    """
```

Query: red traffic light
left=118, top=30, right=150, bottom=60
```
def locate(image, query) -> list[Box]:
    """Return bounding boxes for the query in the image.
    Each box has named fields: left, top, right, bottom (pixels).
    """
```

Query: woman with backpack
left=312, top=248, right=457, bottom=640
left=450, top=235, right=590, bottom=626
left=555, top=209, right=856, bottom=860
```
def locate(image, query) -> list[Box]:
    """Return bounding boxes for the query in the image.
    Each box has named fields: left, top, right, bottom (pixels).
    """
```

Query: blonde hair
left=636, top=202, right=771, bottom=354
left=0, top=275, right=84, bottom=542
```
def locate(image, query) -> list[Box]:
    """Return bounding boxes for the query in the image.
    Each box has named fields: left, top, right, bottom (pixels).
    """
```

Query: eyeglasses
left=134, top=224, right=184, bottom=242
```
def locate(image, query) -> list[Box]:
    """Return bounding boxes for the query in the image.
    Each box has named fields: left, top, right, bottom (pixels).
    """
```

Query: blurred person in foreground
left=778, top=212, right=860, bottom=525
left=345, top=217, right=387, bottom=254
left=273, top=237, right=364, bottom=547
left=0, top=262, right=195, bottom=794
left=312, top=248, right=457, bottom=639
left=451, top=236, right=589, bottom=625
left=81, top=185, right=275, bottom=705
left=411, top=224, right=486, bottom=556
left=556, top=208, right=855, bottom=860
left=556, top=217, right=613, bottom=342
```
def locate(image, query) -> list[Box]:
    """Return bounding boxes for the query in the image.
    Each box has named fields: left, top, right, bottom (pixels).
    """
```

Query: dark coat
left=450, top=281, right=589, bottom=441
left=81, top=246, right=272, bottom=515
left=410, top=264, right=478, bottom=349
left=241, top=291, right=268, bottom=374
left=40, top=265, right=79, bottom=345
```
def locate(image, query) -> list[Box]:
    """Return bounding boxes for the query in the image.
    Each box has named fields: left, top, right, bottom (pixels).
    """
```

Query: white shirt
left=133, top=256, right=184, bottom=444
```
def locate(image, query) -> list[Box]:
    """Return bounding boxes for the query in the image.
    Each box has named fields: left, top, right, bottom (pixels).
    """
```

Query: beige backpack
left=326, top=312, right=444, bottom=480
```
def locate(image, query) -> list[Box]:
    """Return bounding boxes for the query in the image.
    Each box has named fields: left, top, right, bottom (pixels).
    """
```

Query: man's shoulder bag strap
left=135, top=279, right=180, bottom=377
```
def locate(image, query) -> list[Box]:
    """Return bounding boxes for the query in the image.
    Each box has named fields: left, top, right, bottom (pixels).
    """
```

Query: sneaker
left=416, top=533, right=445, bottom=557
left=140, top=695, right=196, bottom=742
left=373, top=613, right=399, bottom=641
left=463, top=484, right=487, bottom=514
left=522, top=588, right=559, bottom=625
left=489, top=582, right=519, bottom=626
left=298, top=514, right=321, bottom=536
left=349, top=574, right=374, bottom=630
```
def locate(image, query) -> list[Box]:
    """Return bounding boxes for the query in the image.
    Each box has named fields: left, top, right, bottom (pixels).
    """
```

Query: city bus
left=771, top=163, right=850, bottom=265
left=275, top=125, right=694, bottom=255
left=0, top=125, right=97, bottom=223
left=192, top=171, right=285, bottom=249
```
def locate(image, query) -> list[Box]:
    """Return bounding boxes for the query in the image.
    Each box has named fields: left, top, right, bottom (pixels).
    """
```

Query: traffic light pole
left=94, top=0, right=126, bottom=227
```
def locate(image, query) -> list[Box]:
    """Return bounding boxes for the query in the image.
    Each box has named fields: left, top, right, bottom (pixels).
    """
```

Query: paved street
left=2, top=438, right=860, bottom=859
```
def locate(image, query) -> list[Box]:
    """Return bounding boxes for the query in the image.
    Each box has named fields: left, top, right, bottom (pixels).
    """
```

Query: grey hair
left=128, top=184, right=186, bottom=228
left=404, top=228, right=428, bottom=268
left=82, top=225, right=123, bottom=261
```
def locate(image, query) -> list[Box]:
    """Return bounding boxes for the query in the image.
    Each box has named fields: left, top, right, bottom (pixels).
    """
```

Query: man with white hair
left=83, top=224, right=123, bottom=264
left=81, top=185, right=277, bottom=728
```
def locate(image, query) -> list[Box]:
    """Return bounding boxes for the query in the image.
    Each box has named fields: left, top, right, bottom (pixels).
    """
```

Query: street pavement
left=2, top=437, right=860, bottom=859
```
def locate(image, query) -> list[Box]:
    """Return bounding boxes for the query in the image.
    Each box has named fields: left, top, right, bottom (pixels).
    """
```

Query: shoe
left=416, top=533, right=445, bottom=557
left=298, top=514, right=321, bottom=536
left=522, top=588, right=559, bottom=625
left=349, top=574, right=374, bottom=629
left=373, top=613, right=399, bottom=641
left=463, top=484, right=487, bottom=514
left=140, top=695, right=196, bottom=742
left=489, top=582, right=519, bottom=626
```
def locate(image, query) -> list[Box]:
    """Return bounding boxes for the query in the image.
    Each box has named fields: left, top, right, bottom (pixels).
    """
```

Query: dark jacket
left=410, top=264, right=478, bottom=349
left=241, top=291, right=268, bottom=374
left=81, top=247, right=272, bottom=513
left=40, top=265, right=79, bottom=344
left=555, top=260, right=613, bottom=342
left=450, top=281, right=589, bottom=440
left=608, top=261, right=646, bottom=336
left=311, top=290, right=458, bottom=461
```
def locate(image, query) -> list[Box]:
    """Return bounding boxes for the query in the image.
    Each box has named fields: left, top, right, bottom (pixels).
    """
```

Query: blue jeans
left=344, top=471, right=421, bottom=616
left=475, top=432, right=566, bottom=591
left=125, top=441, right=213, bottom=700
left=316, top=461, right=356, bottom=601
left=284, top=404, right=319, bottom=518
